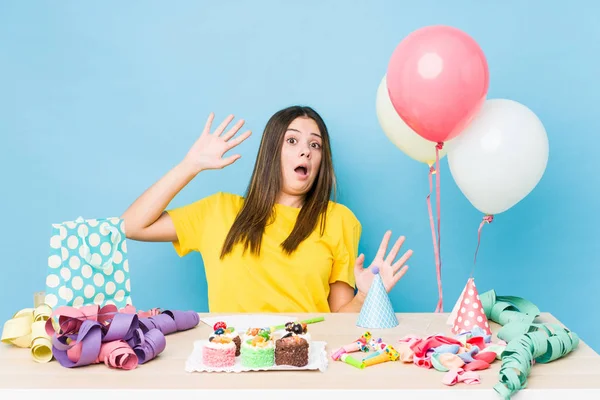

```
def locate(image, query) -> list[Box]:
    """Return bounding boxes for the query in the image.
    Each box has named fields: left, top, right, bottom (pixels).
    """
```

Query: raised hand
left=182, top=113, right=252, bottom=174
left=354, top=230, right=413, bottom=296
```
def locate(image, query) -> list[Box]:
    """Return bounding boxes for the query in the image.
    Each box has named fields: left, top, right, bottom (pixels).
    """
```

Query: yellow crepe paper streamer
left=479, top=290, right=579, bottom=399
left=1, top=304, right=54, bottom=363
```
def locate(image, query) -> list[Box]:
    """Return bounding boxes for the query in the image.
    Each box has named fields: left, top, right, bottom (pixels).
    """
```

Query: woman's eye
left=287, top=138, right=297, bottom=144
left=311, top=142, right=321, bottom=149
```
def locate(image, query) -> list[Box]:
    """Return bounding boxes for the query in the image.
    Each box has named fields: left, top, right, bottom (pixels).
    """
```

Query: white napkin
left=200, top=314, right=297, bottom=332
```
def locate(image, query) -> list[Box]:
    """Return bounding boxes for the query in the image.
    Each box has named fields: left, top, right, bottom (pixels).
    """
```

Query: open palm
left=355, top=230, right=413, bottom=296
left=183, top=113, right=252, bottom=174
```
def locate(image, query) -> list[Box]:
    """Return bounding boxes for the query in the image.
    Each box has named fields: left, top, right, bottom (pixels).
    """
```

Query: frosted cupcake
left=240, top=328, right=275, bottom=368
left=202, top=335, right=236, bottom=368
left=275, top=323, right=310, bottom=367
left=210, top=321, right=241, bottom=356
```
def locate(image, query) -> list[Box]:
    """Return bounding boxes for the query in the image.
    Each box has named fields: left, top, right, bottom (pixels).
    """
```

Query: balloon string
left=427, top=142, right=444, bottom=313
left=471, top=215, right=494, bottom=277
left=426, top=165, right=441, bottom=312
left=435, top=142, right=443, bottom=312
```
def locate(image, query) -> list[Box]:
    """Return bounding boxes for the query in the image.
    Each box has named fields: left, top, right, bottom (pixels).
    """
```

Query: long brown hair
left=220, top=106, right=336, bottom=259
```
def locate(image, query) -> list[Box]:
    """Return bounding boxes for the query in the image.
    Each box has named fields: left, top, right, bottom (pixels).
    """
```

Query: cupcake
left=275, top=322, right=310, bottom=367
left=240, top=328, right=275, bottom=368
left=202, top=335, right=236, bottom=368
left=210, top=321, right=241, bottom=356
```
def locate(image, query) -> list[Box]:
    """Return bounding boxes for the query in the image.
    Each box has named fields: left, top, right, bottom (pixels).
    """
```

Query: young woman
left=122, top=106, right=413, bottom=313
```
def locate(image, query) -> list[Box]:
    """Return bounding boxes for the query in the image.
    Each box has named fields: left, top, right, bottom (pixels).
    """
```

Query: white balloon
left=447, top=99, right=549, bottom=215
left=376, top=75, right=449, bottom=165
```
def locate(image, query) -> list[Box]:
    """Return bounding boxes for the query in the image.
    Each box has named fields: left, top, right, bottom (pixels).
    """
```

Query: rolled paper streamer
left=52, top=320, right=103, bottom=368
left=494, top=324, right=579, bottom=398
left=1, top=304, right=54, bottom=363
left=340, top=353, right=365, bottom=369
left=138, top=317, right=158, bottom=332
left=46, top=305, right=193, bottom=370
left=162, top=310, right=200, bottom=331
left=103, top=313, right=138, bottom=342
left=30, top=320, right=53, bottom=363
left=98, top=340, right=138, bottom=370
left=2, top=308, right=36, bottom=348
left=142, top=314, right=177, bottom=335
left=133, top=328, right=166, bottom=364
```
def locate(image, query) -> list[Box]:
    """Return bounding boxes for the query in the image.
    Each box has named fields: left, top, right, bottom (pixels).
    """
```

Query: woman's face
left=280, top=116, right=323, bottom=198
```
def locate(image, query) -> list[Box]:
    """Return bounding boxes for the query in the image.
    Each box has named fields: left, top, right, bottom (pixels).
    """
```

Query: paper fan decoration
left=357, top=267, right=398, bottom=329
left=448, top=278, right=491, bottom=335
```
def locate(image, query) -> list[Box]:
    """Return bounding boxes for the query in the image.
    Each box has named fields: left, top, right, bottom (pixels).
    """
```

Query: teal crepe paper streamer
left=478, top=290, right=580, bottom=399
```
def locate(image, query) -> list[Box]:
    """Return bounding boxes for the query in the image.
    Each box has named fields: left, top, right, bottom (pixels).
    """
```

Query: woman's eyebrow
left=286, top=128, right=321, bottom=138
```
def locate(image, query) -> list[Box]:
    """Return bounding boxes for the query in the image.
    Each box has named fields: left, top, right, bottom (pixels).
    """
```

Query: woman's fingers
left=201, top=112, right=215, bottom=136
left=213, top=114, right=235, bottom=136
left=221, top=119, right=246, bottom=141
left=392, top=249, right=413, bottom=275
left=226, top=130, right=252, bottom=149
left=375, top=230, right=392, bottom=262
left=385, top=235, right=405, bottom=265
left=392, top=265, right=409, bottom=286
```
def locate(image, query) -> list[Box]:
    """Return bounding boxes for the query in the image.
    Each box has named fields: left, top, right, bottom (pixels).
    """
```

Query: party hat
left=447, top=284, right=467, bottom=325
left=357, top=267, right=398, bottom=329
left=450, top=278, right=491, bottom=335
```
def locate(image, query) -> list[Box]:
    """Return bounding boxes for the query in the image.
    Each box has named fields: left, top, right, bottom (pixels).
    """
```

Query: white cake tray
left=184, top=340, right=328, bottom=373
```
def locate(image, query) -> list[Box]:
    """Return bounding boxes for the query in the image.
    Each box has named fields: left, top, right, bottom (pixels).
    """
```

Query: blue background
left=1, top=1, right=598, bottom=352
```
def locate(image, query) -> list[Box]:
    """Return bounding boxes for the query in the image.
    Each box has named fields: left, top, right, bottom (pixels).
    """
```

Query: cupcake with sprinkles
left=210, top=321, right=241, bottom=356
left=275, top=322, right=310, bottom=367
left=240, top=328, right=275, bottom=369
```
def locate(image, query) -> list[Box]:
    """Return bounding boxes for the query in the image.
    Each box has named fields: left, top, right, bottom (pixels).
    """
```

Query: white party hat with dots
left=357, top=267, right=398, bottom=329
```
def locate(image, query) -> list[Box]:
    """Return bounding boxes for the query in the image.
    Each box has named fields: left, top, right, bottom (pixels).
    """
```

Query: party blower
left=264, top=316, right=325, bottom=333
left=330, top=331, right=372, bottom=361
left=363, top=344, right=400, bottom=367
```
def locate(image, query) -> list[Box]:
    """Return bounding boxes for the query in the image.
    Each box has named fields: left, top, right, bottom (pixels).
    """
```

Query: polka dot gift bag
left=44, top=216, right=132, bottom=309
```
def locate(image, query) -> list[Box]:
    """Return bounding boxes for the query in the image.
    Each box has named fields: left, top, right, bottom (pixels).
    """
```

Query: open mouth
left=294, top=166, right=308, bottom=177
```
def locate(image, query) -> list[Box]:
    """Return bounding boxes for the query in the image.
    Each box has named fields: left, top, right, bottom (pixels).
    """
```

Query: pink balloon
left=386, top=25, right=489, bottom=144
